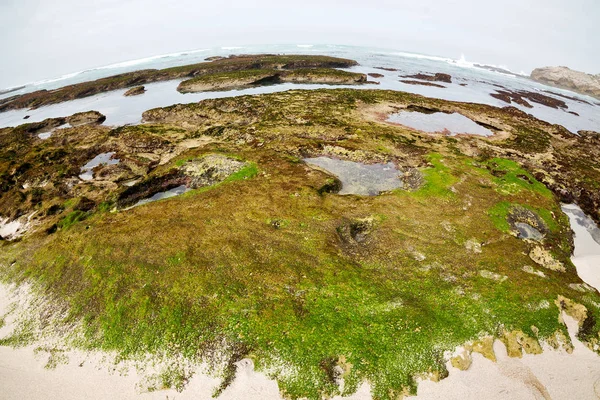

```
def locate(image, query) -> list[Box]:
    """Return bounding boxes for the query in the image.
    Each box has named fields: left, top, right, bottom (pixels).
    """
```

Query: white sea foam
left=389, top=51, right=454, bottom=63
left=93, top=48, right=210, bottom=71
left=296, top=44, right=314, bottom=48
left=24, top=49, right=211, bottom=88
left=221, top=46, right=244, bottom=50
left=31, top=71, right=86, bottom=87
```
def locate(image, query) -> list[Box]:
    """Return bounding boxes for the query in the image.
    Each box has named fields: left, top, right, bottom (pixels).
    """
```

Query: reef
left=123, top=85, right=146, bottom=96
left=490, top=88, right=569, bottom=110
left=1, top=86, right=600, bottom=400
left=0, top=54, right=358, bottom=111
left=401, top=72, right=452, bottom=83
left=177, top=68, right=367, bottom=93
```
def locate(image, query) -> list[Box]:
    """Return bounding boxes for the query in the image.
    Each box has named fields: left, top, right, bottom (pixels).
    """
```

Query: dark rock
left=66, top=110, right=106, bottom=126
left=490, top=89, right=567, bottom=110
left=318, top=177, right=342, bottom=195
left=374, top=67, right=398, bottom=72
left=74, top=197, right=96, bottom=212
left=205, top=56, right=226, bottom=62
left=506, top=205, right=548, bottom=240
left=337, top=218, right=373, bottom=244
left=23, top=115, right=30, bottom=119
left=368, top=73, right=384, bottom=78
left=401, top=73, right=452, bottom=84
left=491, top=91, right=533, bottom=108
left=123, top=86, right=146, bottom=97
left=45, top=224, right=57, bottom=235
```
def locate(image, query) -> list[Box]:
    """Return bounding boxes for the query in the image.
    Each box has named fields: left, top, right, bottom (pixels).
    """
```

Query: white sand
left=2, top=281, right=599, bottom=399
left=415, top=315, right=600, bottom=400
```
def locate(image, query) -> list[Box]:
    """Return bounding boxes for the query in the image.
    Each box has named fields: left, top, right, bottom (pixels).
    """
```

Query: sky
left=0, top=0, right=598, bottom=89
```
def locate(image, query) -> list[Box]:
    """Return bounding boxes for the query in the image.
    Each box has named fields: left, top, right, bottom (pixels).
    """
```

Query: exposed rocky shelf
left=123, top=85, right=146, bottom=96
left=0, top=54, right=359, bottom=111
left=177, top=68, right=367, bottom=93
left=1, top=86, right=600, bottom=399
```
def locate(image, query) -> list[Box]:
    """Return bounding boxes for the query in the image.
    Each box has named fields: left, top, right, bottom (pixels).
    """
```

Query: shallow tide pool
left=387, top=110, right=494, bottom=136
left=303, top=156, right=403, bottom=195
left=79, top=152, right=120, bottom=181
left=133, top=185, right=190, bottom=208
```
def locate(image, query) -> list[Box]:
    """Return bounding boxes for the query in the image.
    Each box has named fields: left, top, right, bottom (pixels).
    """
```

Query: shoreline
left=1, top=281, right=599, bottom=399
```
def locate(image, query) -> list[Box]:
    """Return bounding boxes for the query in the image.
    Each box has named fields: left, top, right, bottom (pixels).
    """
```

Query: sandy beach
left=1, top=280, right=599, bottom=400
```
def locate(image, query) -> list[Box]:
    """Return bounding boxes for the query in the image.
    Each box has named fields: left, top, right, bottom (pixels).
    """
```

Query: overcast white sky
left=0, top=0, right=598, bottom=88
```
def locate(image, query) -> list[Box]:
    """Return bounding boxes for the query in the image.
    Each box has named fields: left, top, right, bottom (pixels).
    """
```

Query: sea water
left=1, top=44, right=598, bottom=133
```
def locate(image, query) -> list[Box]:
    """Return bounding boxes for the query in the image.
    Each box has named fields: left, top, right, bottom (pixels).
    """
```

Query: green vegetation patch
left=1, top=89, right=599, bottom=400
left=474, top=158, right=553, bottom=198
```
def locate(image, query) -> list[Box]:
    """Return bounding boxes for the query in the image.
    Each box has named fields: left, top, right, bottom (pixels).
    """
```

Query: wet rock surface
left=1, top=86, right=600, bottom=399
left=123, top=85, right=146, bottom=96
left=117, top=154, right=247, bottom=208
left=401, top=72, right=452, bottom=83
left=490, top=88, right=568, bottom=110
left=177, top=68, right=367, bottom=93
left=0, top=54, right=359, bottom=111
left=507, top=205, right=548, bottom=240
left=65, top=110, right=106, bottom=126
left=181, top=154, right=247, bottom=188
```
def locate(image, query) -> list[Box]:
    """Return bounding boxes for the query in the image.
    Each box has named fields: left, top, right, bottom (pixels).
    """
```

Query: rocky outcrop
left=531, top=67, right=600, bottom=99
left=124, top=86, right=146, bottom=96
left=490, top=88, right=568, bottom=110
left=0, top=55, right=359, bottom=111
left=177, top=69, right=367, bottom=93
left=65, top=111, right=106, bottom=126
left=401, top=72, right=452, bottom=84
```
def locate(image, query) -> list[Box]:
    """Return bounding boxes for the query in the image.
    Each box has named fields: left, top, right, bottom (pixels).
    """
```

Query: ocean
left=0, top=44, right=598, bottom=133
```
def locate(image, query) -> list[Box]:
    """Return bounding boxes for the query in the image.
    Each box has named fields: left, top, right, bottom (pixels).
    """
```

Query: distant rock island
left=531, top=66, right=600, bottom=99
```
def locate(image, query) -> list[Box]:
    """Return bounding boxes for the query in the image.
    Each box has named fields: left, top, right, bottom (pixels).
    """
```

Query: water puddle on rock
left=303, top=156, right=403, bottom=195
left=515, top=222, right=545, bottom=241
left=562, top=204, right=600, bottom=291
left=79, top=152, right=120, bottom=181
left=134, top=185, right=190, bottom=207
left=387, top=110, right=493, bottom=136
left=38, top=123, right=71, bottom=140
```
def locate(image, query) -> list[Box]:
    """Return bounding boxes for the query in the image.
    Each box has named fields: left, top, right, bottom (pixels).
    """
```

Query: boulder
left=531, top=66, right=600, bottom=99
left=123, top=86, right=146, bottom=96
left=66, top=110, right=106, bottom=126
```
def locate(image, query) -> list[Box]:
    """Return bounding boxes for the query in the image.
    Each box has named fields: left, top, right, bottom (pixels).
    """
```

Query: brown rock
left=401, top=72, right=452, bottom=83
left=123, top=86, right=146, bottom=96
left=65, top=110, right=106, bottom=126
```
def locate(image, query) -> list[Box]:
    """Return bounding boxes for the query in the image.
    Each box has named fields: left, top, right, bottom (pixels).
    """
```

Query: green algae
left=1, top=88, right=600, bottom=399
